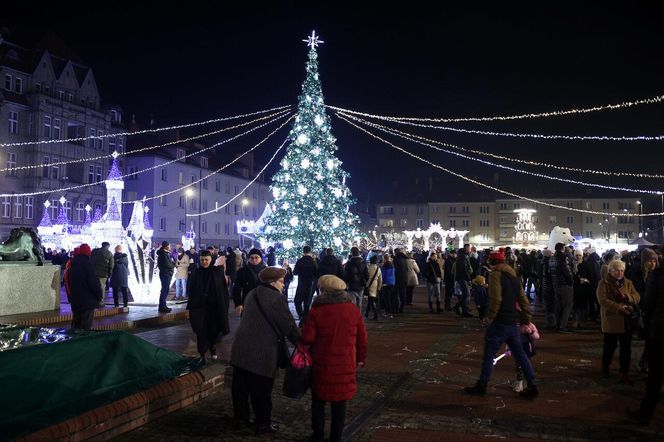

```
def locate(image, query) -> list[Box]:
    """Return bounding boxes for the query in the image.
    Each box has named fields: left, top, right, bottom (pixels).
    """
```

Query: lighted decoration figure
left=514, top=209, right=538, bottom=245
left=402, top=222, right=470, bottom=252
left=182, top=222, right=196, bottom=250
left=261, top=31, right=359, bottom=257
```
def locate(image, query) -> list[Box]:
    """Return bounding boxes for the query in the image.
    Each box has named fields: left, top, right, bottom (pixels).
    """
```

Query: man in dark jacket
left=585, top=249, right=602, bottom=321
left=90, top=241, right=114, bottom=305
left=232, top=248, right=267, bottom=316
left=157, top=241, right=175, bottom=313
left=629, top=264, right=664, bottom=425
left=110, top=245, right=130, bottom=308
left=318, top=248, right=344, bottom=279
left=293, top=245, right=318, bottom=320
left=548, top=242, right=574, bottom=333
left=344, top=246, right=369, bottom=309
left=187, top=250, right=231, bottom=364
left=392, top=248, right=409, bottom=313
left=69, top=243, right=103, bottom=330
left=465, top=250, right=538, bottom=399
left=444, top=250, right=457, bottom=311
left=455, top=244, right=474, bottom=317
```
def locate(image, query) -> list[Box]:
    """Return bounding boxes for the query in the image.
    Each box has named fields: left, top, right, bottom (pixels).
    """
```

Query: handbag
left=627, top=303, right=645, bottom=333
left=283, top=343, right=313, bottom=399
left=254, top=293, right=290, bottom=369
left=363, top=268, right=380, bottom=298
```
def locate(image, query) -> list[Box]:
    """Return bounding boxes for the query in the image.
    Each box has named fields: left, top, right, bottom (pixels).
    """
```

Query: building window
left=88, top=128, right=96, bottom=148
left=191, top=175, right=196, bottom=183
left=379, top=206, right=394, bottom=215
left=602, top=202, right=610, bottom=210
left=201, top=157, right=208, bottom=168
left=161, top=169, right=167, bottom=181
left=480, top=206, right=490, bottom=214
left=43, top=116, right=52, bottom=138
left=58, top=90, right=65, bottom=100
left=4, top=74, right=11, bottom=91
left=500, top=203, right=508, bottom=210
left=225, top=183, right=231, bottom=194
left=50, top=199, right=59, bottom=219
left=234, top=204, right=239, bottom=215
left=96, top=166, right=102, bottom=182
left=108, top=135, right=116, bottom=152
left=201, top=222, right=207, bottom=234
left=13, top=77, right=22, bottom=94
left=215, top=180, right=221, bottom=192
left=178, top=172, right=184, bottom=184
left=8, top=111, right=18, bottom=134
left=566, top=216, right=574, bottom=224
left=43, top=156, right=51, bottom=178
left=400, top=207, right=408, bottom=215
left=76, top=203, right=84, bottom=222
left=400, top=219, right=407, bottom=227
left=51, top=157, right=59, bottom=180
left=117, top=136, right=124, bottom=152
left=176, top=148, right=185, bottom=160
left=179, top=196, right=184, bottom=208
left=68, top=93, right=73, bottom=103
left=224, top=223, right=230, bottom=235
left=14, top=196, right=22, bottom=218
left=224, top=205, right=230, bottom=214
left=64, top=201, right=71, bottom=220
left=159, top=218, right=166, bottom=231
left=500, top=216, right=507, bottom=224
left=462, top=206, right=469, bottom=213
left=585, top=216, right=593, bottom=224
left=549, top=215, right=557, bottom=224
left=585, top=202, right=593, bottom=210
left=215, top=222, right=220, bottom=234
left=234, top=185, right=239, bottom=195
left=416, top=206, right=423, bottom=215
left=449, top=206, right=456, bottom=213
left=202, top=178, right=208, bottom=190
left=2, top=197, right=10, bottom=218
left=52, top=118, right=61, bottom=140
left=449, top=219, right=456, bottom=228
left=462, top=219, right=469, bottom=227
left=7, top=152, right=16, bottom=176
left=480, top=219, right=490, bottom=227
left=513, top=203, right=521, bottom=209
left=95, top=130, right=103, bottom=150
left=44, top=85, right=50, bottom=95
left=25, top=197, right=33, bottom=219
left=88, top=165, right=95, bottom=183
left=379, top=219, right=394, bottom=227
left=190, top=199, right=197, bottom=210
left=416, top=219, right=424, bottom=228
left=159, top=196, right=167, bottom=206
left=178, top=220, right=185, bottom=232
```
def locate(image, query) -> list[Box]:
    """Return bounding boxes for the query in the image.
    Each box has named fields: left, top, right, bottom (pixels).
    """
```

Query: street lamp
left=239, top=198, right=249, bottom=248
left=636, top=201, right=642, bottom=237
left=184, top=188, right=194, bottom=246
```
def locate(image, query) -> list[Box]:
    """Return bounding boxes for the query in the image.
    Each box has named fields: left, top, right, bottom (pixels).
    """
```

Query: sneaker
left=158, top=307, right=172, bottom=313
left=512, top=379, right=525, bottom=392
left=464, top=380, right=486, bottom=396
left=519, top=384, right=539, bottom=400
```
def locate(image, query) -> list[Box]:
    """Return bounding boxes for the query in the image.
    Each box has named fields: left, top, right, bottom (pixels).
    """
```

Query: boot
left=436, top=301, right=442, bottom=313
left=428, top=302, right=434, bottom=313
left=464, top=380, right=486, bottom=396
left=519, top=384, right=539, bottom=400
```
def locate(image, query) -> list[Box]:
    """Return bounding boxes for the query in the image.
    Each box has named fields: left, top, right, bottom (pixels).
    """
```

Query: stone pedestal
left=0, top=263, right=60, bottom=316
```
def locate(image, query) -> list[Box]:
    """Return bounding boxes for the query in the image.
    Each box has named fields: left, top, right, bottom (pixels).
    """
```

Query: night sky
left=4, top=3, right=664, bottom=212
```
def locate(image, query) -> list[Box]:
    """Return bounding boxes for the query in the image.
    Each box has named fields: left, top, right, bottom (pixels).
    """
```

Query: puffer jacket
left=157, top=247, right=175, bottom=275
left=366, top=264, right=382, bottom=297
left=90, top=246, right=114, bottom=278
left=344, top=256, right=369, bottom=292
left=407, top=258, right=420, bottom=286
left=300, top=291, right=368, bottom=402
left=549, top=251, right=573, bottom=288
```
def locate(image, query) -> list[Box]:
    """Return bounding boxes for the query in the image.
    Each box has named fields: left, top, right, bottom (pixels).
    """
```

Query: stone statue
left=0, top=227, right=44, bottom=265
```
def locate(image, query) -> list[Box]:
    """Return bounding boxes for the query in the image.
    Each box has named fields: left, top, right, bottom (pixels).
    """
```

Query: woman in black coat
left=187, top=250, right=231, bottom=363
left=111, top=245, right=130, bottom=307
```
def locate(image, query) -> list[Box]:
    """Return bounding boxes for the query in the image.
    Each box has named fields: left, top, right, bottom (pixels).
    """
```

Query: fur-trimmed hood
left=493, top=263, right=517, bottom=278
left=312, top=291, right=354, bottom=306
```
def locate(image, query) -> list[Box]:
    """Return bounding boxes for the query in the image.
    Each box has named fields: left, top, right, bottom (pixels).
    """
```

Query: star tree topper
left=303, top=30, right=324, bottom=49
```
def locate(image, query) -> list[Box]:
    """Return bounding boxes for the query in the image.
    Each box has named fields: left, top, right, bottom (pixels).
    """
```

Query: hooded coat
left=300, top=290, right=368, bottom=402
left=187, top=265, right=231, bottom=338
left=486, top=263, right=532, bottom=325
left=110, top=252, right=129, bottom=288
left=69, top=254, right=103, bottom=312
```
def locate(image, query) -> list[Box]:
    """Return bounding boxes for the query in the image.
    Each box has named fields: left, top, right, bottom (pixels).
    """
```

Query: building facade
left=0, top=31, right=125, bottom=239
left=376, top=197, right=641, bottom=248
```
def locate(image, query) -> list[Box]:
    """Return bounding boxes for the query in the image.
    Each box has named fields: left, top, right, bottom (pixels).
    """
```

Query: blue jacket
left=381, top=263, right=396, bottom=286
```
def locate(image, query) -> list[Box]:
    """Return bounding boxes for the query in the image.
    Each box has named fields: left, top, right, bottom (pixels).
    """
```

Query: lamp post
left=636, top=200, right=642, bottom=237
left=240, top=198, right=249, bottom=249
left=185, top=188, right=194, bottom=247
left=623, top=208, right=629, bottom=241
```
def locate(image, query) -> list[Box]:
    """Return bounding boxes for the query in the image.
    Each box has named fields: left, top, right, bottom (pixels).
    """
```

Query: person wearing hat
left=186, top=250, right=230, bottom=364
left=90, top=241, right=114, bottom=307
left=465, top=250, right=538, bottom=399
left=423, top=252, right=443, bottom=313
left=156, top=241, right=175, bottom=313
left=111, top=244, right=130, bottom=308
left=232, top=248, right=267, bottom=316
left=294, top=245, right=319, bottom=321
left=549, top=242, right=575, bottom=333
left=301, top=275, right=367, bottom=442
left=68, top=243, right=103, bottom=330
left=472, top=275, right=489, bottom=321
left=230, top=266, right=299, bottom=435
left=628, top=248, right=659, bottom=373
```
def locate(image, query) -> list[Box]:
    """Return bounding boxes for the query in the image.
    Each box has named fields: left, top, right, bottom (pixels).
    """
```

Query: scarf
left=606, top=274, right=628, bottom=303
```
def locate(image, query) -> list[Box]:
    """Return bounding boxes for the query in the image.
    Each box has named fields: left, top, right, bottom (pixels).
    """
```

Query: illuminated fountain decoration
left=402, top=222, right=469, bottom=251
left=239, top=203, right=273, bottom=249
left=514, top=209, right=538, bottom=245
left=38, top=152, right=161, bottom=304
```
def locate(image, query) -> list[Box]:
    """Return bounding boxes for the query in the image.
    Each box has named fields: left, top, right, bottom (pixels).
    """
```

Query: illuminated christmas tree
left=262, top=31, right=359, bottom=255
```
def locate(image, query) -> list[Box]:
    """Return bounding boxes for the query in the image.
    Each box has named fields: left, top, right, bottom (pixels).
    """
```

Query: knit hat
left=258, top=266, right=287, bottom=283
left=318, top=274, right=347, bottom=292
left=489, top=250, right=505, bottom=263
left=248, top=248, right=262, bottom=258
left=78, top=243, right=92, bottom=257
left=642, top=248, right=658, bottom=263
left=474, top=275, right=486, bottom=286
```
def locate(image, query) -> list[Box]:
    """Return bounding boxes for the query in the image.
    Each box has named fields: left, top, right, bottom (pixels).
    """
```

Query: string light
left=0, top=112, right=291, bottom=198
left=0, top=109, right=290, bottom=173
left=0, top=104, right=292, bottom=148
left=328, top=93, right=664, bottom=123
left=336, top=112, right=664, bottom=195
left=336, top=112, right=664, bottom=179
left=365, top=117, right=664, bottom=142
left=188, top=137, right=289, bottom=216
left=129, top=116, right=294, bottom=205
left=336, top=114, right=663, bottom=218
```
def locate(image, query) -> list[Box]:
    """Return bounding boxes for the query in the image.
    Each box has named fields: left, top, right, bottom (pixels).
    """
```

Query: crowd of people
left=44, top=238, right=664, bottom=433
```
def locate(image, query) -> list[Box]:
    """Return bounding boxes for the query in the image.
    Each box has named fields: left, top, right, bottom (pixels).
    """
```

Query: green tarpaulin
left=0, top=329, right=190, bottom=440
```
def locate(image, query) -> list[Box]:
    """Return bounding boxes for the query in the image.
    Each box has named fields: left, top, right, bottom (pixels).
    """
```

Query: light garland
left=0, top=104, right=292, bottom=148
left=0, top=109, right=290, bottom=173
left=336, top=114, right=664, bottom=218
left=337, top=113, right=664, bottom=179
left=188, top=136, right=289, bottom=217
left=0, top=112, right=291, bottom=198
left=369, top=117, right=664, bottom=142
left=336, top=112, right=664, bottom=195
left=328, top=93, right=664, bottom=123
left=128, top=116, right=294, bottom=205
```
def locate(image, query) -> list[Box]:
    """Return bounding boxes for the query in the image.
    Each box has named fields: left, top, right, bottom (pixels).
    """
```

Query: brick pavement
left=117, top=287, right=664, bottom=441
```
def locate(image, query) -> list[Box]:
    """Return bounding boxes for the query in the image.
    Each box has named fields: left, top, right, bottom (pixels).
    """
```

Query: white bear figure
left=548, top=226, right=574, bottom=251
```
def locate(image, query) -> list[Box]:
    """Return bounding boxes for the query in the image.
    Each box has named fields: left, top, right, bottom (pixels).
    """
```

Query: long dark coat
left=187, top=265, right=231, bottom=338
left=69, top=255, right=103, bottom=312
left=110, top=253, right=129, bottom=288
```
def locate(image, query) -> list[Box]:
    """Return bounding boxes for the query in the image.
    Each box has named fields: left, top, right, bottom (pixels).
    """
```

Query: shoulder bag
left=254, top=293, right=290, bottom=369
left=363, top=267, right=380, bottom=298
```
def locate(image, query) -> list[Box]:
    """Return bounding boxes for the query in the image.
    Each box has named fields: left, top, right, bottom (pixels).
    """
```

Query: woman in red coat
left=301, top=274, right=368, bottom=442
